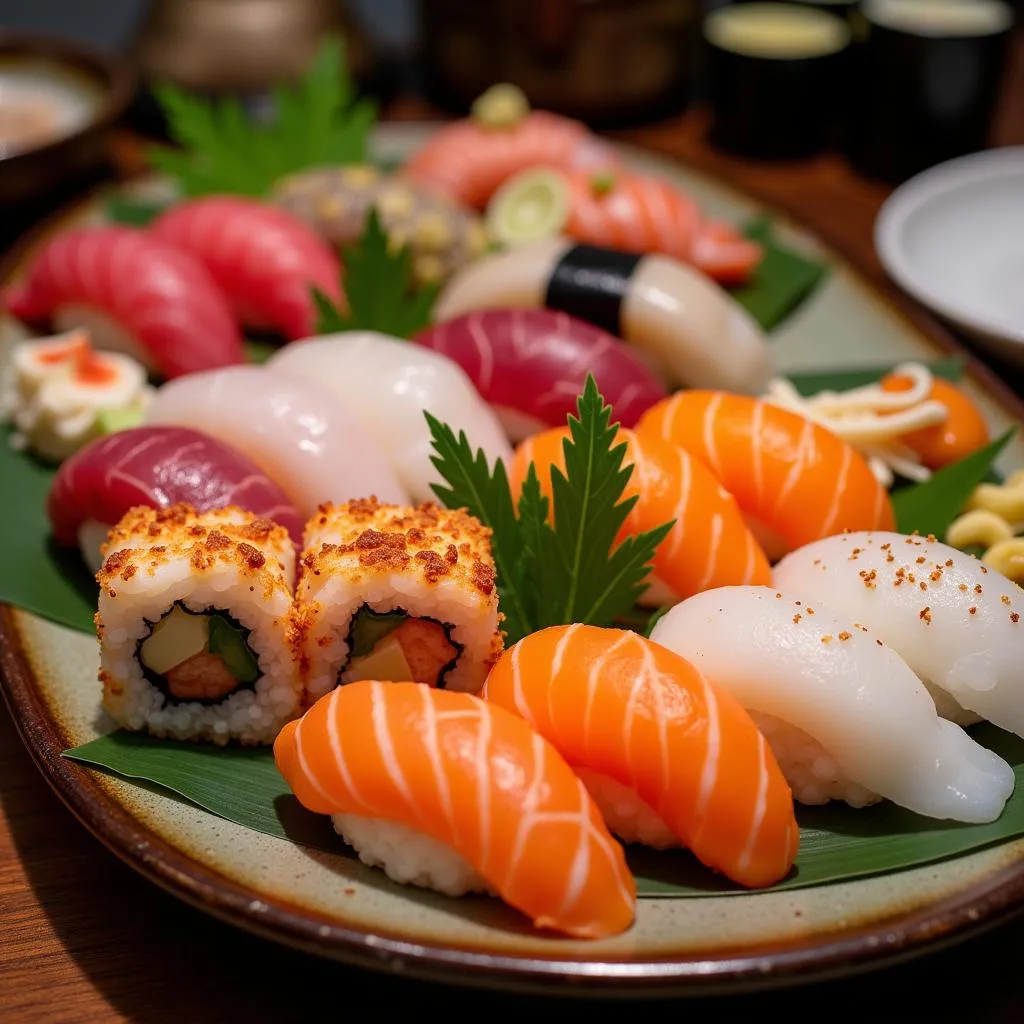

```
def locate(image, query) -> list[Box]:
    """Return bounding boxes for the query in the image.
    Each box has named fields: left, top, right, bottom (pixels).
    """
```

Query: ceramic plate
left=875, top=146, right=1024, bottom=366
left=3, top=124, right=1024, bottom=998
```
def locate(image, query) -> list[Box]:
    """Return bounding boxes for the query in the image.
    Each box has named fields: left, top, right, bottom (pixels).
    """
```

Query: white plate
left=875, top=147, right=1024, bottom=365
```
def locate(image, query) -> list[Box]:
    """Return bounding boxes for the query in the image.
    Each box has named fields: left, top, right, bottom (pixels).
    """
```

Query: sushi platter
left=2, top=43, right=1024, bottom=996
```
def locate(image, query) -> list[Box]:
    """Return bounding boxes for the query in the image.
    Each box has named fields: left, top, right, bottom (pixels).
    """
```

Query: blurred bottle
left=417, top=0, right=701, bottom=127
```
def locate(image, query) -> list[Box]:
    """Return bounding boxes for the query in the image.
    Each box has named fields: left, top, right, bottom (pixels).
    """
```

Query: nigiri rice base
left=333, top=814, right=497, bottom=897
left=573, top=768, right=677, bottom=848
left=749, top=711, right=881, bottom=809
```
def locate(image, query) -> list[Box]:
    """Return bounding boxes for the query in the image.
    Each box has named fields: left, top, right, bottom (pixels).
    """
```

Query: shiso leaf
left=730, top=217, right=830, bottom=331
left=147, top=35, right=376, bottom=199
left=62, top=722, right=1024, bottom=897
left=892, top=429, right=1015, bottom=538
left=312, top=208, right=440, bottom=339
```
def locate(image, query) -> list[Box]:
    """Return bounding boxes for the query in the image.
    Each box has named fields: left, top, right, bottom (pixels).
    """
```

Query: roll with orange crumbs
left=291, top=498, right=503, bottom=704
left=95, top=504, right=300, bottom=745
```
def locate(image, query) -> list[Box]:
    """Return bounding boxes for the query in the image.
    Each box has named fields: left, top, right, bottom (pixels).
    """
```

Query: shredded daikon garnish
left=763, top=362, right=947, bottom=487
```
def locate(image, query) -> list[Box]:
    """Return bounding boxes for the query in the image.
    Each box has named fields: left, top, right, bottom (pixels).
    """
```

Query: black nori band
left=544, top=244, right=643, bottom=337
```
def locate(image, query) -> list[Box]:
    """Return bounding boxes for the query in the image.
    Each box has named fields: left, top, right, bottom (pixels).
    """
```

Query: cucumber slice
left=207, top=614, right=260, bottom=683
left=140, top=605, right=210, bottom=675
left=486, top=169, right=570, bottom=247
left=349, top=607, right=407, bottom=659
left=97, top=404, right=146, bottom=435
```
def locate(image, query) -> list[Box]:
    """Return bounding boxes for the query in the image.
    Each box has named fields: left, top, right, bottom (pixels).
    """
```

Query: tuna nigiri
left=433, top=237, right=774, bottom=395
left=773, top=531, right=1024, bottom=733
left=650, top=587, right=1015, bottom=824
left=267, top=331, right=511, bottom=502
left=636, top=391, right=895, bottom=560
left=46, top=426, right=305, bottom=572
left=2, top=226, right=244, bottom=379
left=510, top=426, right=771, bottom=605
left=143, top=366, right=409, bottom=517
left=274, top=680, right=636, bottom=939
left=484, top=625, right=799, bottom=888
left=414, top=309, right=667, bottom=442
left=402, top=85, right=621, bottom=211
left=149, top=196, right=344, bottom=341
left=487, top=167, right=763, bottom=286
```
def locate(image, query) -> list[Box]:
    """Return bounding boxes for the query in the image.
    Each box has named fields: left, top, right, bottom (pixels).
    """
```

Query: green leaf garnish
left=892, top=429, right=1015, bottom=538
left=427, top=375, right=672, bottom=644
left=104, top=195, right=170, bottom=226
left=312, top=208, right=439, bottom=339
left=62, top=721, right=1024, bottom=897
left=148, top=35, right=376, bottom=198
left=207, top=614, right=260, bottom=683
left=732, top=217, right=829, bottom=331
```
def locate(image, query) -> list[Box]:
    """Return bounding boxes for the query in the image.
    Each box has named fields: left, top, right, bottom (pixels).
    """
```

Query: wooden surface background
left=3, top=27, right=1024, bottom=1023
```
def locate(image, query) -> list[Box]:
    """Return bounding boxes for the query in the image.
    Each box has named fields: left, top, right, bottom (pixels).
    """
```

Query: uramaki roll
left=96, top=504, right=299, bottom=745
left=291, top=498, right=503, bottom=703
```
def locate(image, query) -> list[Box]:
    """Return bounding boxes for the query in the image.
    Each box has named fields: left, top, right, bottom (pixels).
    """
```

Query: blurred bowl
left=0, top=31, right=136, bottom=206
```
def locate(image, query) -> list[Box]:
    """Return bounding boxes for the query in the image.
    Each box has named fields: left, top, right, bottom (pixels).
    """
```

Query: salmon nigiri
left=274, top=680, right=636, bottom=939
left=149, top=196, right=344, bottom=341
left=483, top=625, right=799, bottom=888
left=2, top=226, right=244, bottom=380
left=403, top=85, right=620, bottom=210
left=510, top=425, right=771, bottom=605
left=636, top=391, right=895, bottom=561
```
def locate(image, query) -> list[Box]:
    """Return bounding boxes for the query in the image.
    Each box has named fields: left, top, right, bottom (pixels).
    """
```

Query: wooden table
left=4, top=38, right=1024, bottom=1020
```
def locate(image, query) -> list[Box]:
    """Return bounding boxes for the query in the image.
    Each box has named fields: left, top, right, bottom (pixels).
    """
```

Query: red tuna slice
left=149, top=196, right=344, bottom=340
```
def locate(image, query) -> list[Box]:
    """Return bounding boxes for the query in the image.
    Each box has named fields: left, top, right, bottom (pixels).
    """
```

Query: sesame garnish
left=945, top=559, right=954, bottom=568
left=839, top=631, right=852, bottom=641
left=975, top=584, right=983, bottom=595
left=807, top=607, right=815, bottom=615
left=795, top=600, right=802, bottom=606
left=926, top=534, right=936, bottom=542
left=981, top=565, right=989, bottom=574
left=776, top=592, right=783, bottom=599
left=813, top=559, right=822, bottom=566
left=821, top=634, right=833, bottom=644
left=916, top=556, right=926, bottom=565
left=876, top=638, right=883, bottom=645
left=1002, top=595, right=1012, bottom=605
left=1012, top=613, right=1020, bottom=624
left=969, top=607, right=977, bottom=615
left=920, top=607, right=932, bottom=624
left=929, top=570, right=942, bottom=583
left=959, top=584, right=969, bottom=592
left=854, top=623, right=868, bottom=632
left=792, top=614, right=802, bottom=624
left=920, top=582, right=928, bottom=591
left=859, top=569, right=878, bottom=589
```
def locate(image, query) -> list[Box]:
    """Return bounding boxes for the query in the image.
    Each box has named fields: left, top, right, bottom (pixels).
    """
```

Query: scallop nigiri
left=266, top=331, right=511, bottom=502
left=483, top=625, right=799, bottom=888
left=149, top=196, right=344, bottom=340
left=2, top=226, right=244, bottom=379
left=414, top=309, right=667, bottom=442
left=773, top=531, right=1024, bottom=733
left=649, top=586, right=1014, bottom=824
left=46, top=426, right=305, bottom=572
left=433, top=237, right=774, bottom=395
left=402, top=85, right=620, bottom=210
left=510, top=426, right=771, bottom=605
left=636, top=391, right=895, bottom=560
left=274, top=680, right=636, bottom=939
left=143, top=366, right=409, bottom=516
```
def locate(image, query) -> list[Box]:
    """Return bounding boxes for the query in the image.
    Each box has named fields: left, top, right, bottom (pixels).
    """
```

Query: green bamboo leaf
left=62, top=721, right=1024, bottom=898
left=892, top=429, right=1015, bottom=538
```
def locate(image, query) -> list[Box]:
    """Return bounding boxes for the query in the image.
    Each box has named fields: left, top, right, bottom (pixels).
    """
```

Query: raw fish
left=143, top=366, right=409, bottom=517
left=47, top=426, right=305, bottom=572
left=149, top=196, right=343, bottom=340
left=414, top=309, right=667, bottom=442
left=268, top=331, right=511, bottom=502
left=2, top=226, right=244, bottom=379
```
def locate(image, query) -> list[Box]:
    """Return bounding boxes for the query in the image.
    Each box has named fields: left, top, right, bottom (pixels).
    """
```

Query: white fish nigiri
left=267, top=331, right=512, bottom=501
left=143, top=366, right=409, bottom=516
left=773, top=530, right=1024, bottom=734
left=650, top=586, right=1014, bottom=824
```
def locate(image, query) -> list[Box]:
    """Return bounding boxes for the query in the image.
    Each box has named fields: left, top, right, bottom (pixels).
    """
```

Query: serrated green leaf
left=103, top=195, right=170, bottom=227
left=892, top=429, right=1015, bottom=538
left=62, top=721, right=1024, bottom=898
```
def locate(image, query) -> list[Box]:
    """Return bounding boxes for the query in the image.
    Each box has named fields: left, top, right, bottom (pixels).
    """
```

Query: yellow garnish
left=471, top=83, right=530, bottom=130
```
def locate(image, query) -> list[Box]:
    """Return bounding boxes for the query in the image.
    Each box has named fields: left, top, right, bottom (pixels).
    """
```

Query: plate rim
left=874, top=145, right=1024, bottom=346
left=4, top=131, right=1024, bottom=996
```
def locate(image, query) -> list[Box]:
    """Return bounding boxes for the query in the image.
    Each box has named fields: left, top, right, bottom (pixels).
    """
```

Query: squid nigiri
left=274, top=680, right=636, bottom=939
left=649, top=586, right=1014, bottom=824
left=149, top=196, right=344, bottom=341
left=483, top=625, right=799, bottom=888
left=510, top=426, right=771, bottom=605
left=773, top=531, right=1024, bottom=733
left=46, top=426, right=305, bottom=572
left=636, top=391, right=895, bottom=560
left=432, top=237, right=773, bottom=395
left=402, top=84, right=621, bottom=210
left=487, top=167, right=763, bottom=286
left=413, top=309, right=667, bottom=442
left=2, top=226, right=244, bottom=379
left=267, top=331, right=511, bottom=502
left=143, top=366, right=409, bottom=517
